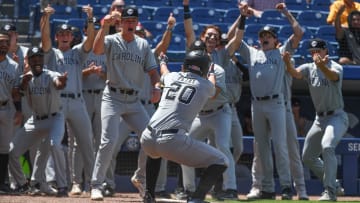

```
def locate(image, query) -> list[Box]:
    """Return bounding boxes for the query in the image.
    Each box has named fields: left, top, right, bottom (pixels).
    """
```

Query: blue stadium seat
left=170, top=0, right=205, bottom=8
left=152, top=7, right=183, bottom=22
left=173, top=22, right=202, bottom=36
left=310, top=0, right=332, bottom=11
left=138, top=7, right=153, bottom=21
left=67, top=18, right=86, bottom=30
left=50, top=5, right=80, bottom=20
left=213, top=23, right=230, bottom=34
left=77, top=0, right=99, bottom=6
left=278, top=25, right=314, bottom=40
left=223, top=8, right=240, bottom=24
left=258, top=9, right=287, bottom=26
left=140, top=21, right=165, bottom=35
left=160, top=33, right=186, bottom=62
left=137, top=0, right=171, bottom=9
left=243, top=36, right=260, bottom=48
left=293, top=39, right=312, bottom=65
left=206, top=0, right=237, bottom=13
left=296, top=10, right=327, bottom=30
left=314, top=25, right=336, bottom=43
left=190, top=7, right=223, bottom=24
left=286, top=0, right=311, bottom=12
left=244, top=23, right=264, bottom=39
left=79, top=4, right=109, bottom=18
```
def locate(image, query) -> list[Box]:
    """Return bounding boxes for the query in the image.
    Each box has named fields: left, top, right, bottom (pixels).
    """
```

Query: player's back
left=149, top=72, right=215, bottom=131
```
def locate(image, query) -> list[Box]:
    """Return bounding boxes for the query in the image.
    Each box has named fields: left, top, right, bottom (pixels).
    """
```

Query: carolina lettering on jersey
left=82, top=59, right=106, bottom=68
left=310, top=77, right=329, bottom=87
left=111, top=51, right=144, bottom=65
left=30, top=86, right=50, bottom=95
left=254, top=57, right=280, bottom=66
left=0, top=71, right=16, bottom=85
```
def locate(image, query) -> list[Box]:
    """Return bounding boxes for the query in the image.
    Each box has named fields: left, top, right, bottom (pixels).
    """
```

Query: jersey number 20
left=165, top=82, right=196, bottom=104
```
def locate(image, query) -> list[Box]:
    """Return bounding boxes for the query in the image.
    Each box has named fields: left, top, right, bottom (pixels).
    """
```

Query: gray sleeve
left=297, top=63, right=310, bottom=81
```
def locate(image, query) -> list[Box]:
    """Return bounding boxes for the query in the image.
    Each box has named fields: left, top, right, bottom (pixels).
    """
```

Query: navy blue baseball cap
left=1, top=23, right=17, bottom=32
left=307, top=38, right=327, bottom=51
left=121, top=6, right=139, bottom=19
left=258, top=25, right=277, bottom=38
left=27, top=46, right=44, bottom=58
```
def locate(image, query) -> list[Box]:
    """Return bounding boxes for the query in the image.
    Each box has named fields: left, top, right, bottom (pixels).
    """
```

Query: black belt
left=83, top=89, right=102, bottom=94
left=109, top=86, right=138, bottom=95
left=253, top=94, right=279, bottom=101
left=200, top=105, right=224, bottom=114
left=147, top=125, right=179, bottom=134
left=0, top=100, right=8, bottom=106
left=61, top=93, right=81, bottom=99
left=317, top=110, right=334, bottom=117
left=141, top=100, right=152, bottom=105
left=35, top=112, right=57, bottom=120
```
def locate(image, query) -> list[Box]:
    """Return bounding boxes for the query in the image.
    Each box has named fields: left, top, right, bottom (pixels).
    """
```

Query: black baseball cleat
left=281, top=187, right=293, bottom=200
left=143, top=191, right=156, bottom=203
left=259, top=191, right=276, bottom=200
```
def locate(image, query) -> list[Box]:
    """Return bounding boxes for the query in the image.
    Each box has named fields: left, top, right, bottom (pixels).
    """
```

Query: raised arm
left=40, top=5, right=55, bottom=52
left=277, top=3, right=303, bottom=48
left=183, top=0, right=196, bottom=48
left=93, top=13, right=114, bottom=54
left=81, top=5, right=95, bottom=52
left=153, top=13, right=176, bottom=56
left=335, top=5, right=346, bottom=40
left=225, top=3, right=248, bottom=57
left=283, top=51, right=303, bottom=79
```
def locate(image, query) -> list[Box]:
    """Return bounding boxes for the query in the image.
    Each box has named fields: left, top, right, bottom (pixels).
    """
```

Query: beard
left=0, top=49, right=8, bottom=55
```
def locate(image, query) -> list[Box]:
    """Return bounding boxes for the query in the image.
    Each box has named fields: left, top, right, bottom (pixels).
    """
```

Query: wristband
left=14, top=101, right=22, bottom=112
left=88, top=17, right=94, bottom=23
left=166, top=26, right=173, bottom=32
left=184, top=5, right=191, bottom=19
left=238, top=16, right=246, bottom=30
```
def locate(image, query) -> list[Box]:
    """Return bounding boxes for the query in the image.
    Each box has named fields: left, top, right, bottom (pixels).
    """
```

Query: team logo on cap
left=194, top=40, right=202, bottom=47
left=61, top=24, right=69, bottom=29
left=31, top=47, right=40, bottom=53
left=310, top=40, right=318, bottom=48
left=127, top=8, right=135, bottom=15
left=4, top=24, right=11, bottom=31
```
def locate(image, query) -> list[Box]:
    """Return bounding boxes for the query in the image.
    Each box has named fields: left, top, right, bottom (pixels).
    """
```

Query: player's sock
left=145, top=156, right=161, bottom=198
left=213, top=174, right=223, bottom=193
left=192, top=164, right=227, bottom=200
left=0, top=153, right=9, bottom=184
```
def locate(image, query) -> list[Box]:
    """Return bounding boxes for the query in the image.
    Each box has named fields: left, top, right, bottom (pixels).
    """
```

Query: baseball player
left=238, top=2, right=303, bottom=199
left=8, top=47, right=68, bottom=196
left=90, top=6, right=161, bottom=201
left=70, top=17, right=106, bottom=195
left=141, top=50, right=228, bottom=203
left=0, top=31, right=22, bottom=193
left=40, top=4, right=96, bottom=196
left=180, top=0, right=244, bottom=200
left=246, top=57, right=309, bottom=200
left=109, top=17, right=176, bottom=198
left=284, top=38, right=349, bottom=201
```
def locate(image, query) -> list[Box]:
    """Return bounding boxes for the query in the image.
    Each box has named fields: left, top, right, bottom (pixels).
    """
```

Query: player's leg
left=285, top=109, right=308, bottom=200
left=320, top=111, right=348, bottom=200
left=155, top=159, right=169, bottom=197
left=266, top=100, right=291, bottom=199
left=67, top=99, right=95, bottom=188
left=246, top=141, right=263, bottom=199
left=230, top=106, right=243, bottom=163
left=181, top=117, right=209, bottom=194
left=251, top=102, right=275, bottom=195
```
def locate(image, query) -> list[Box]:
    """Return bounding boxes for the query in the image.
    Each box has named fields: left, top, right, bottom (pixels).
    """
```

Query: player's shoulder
left=5, top=55, right=18, bottom=67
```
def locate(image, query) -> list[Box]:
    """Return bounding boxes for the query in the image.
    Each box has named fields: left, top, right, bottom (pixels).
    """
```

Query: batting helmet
left=183, top=50, right=210, bottom=76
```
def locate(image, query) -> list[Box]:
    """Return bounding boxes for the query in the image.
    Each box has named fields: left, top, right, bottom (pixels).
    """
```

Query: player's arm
left=158, top=53, right=170, bottom=75
left=82, top=5, right=95, bottom=53
left=283, top=51, right=303, bottom=79
left=153, top=13, right=176, bottom=56
left=54, top=72, right=68, bottom=89
left=40, top=4, right=54, bottom=52
left=183, top=0, right=196, bottom=48
left=12, top=87, right=22, bottom=126
left=314, top=54, right=340, bottom=81
left=148, top=69, right=162, bottom=103
left=277, top=3, right=303, bottom=49
left=93, top=14, right=113, bottom=54
left=225, top=3, right=248, bottom=56
left=335, top=5, right=346, bottom=40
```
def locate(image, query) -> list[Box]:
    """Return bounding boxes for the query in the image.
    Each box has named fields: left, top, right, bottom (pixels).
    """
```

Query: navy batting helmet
left=183, top=50, right=210, bottom=76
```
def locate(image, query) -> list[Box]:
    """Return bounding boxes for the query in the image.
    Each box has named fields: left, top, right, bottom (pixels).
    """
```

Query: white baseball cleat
left=91, top=188, right=103, bottom=201
left=131, top=175, right=145, bottom=198
left=70, top=183, right=82, bottom=195
left=246, top=187, right=261, bottom=200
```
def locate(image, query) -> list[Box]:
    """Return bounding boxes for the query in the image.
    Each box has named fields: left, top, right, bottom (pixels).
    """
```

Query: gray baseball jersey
left=7, top=45, right=28, bottom=73
left=182, top=64, right=237, bottom=192
left=299, top=60, right=349, bottom=194
left=103, top=34, right=157, bottom=91
left=0, top=56, right=19, bottom=153
left=44, top=44, right=95, bottom=187
left=238, top=39, right=295, bottom=193
left=9, top=69, right=67, bottom=188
